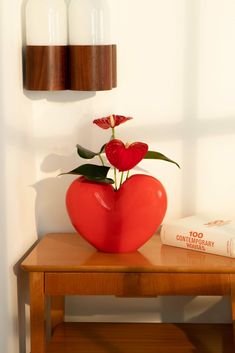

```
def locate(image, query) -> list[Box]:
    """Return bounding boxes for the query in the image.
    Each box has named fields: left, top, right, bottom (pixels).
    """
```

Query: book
left=160, top=215, right=235, bottom=258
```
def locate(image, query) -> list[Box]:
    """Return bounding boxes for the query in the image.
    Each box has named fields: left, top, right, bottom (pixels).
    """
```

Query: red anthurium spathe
left=93, top=115, right=132, bottom=129
left=105, top=139, right=148, bottom=171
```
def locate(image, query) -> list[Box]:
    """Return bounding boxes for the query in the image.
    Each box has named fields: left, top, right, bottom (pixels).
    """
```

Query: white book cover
left=160, top=214, right=235, bottom=258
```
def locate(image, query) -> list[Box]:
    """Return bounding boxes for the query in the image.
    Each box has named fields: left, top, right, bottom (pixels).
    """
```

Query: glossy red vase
left=66, top=174, right=167, bottom=253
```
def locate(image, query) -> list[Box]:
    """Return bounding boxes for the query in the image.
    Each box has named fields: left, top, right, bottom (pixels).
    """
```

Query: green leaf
left=86, top=176, right=114, bottom=184
left=99, top=143, right=106, bottom=154
left=76, top=144, right=99, bottom=159
left=61, top=164, right=114, bottom=184
left=77, top=143, right=107, bottom=159
left=144, top=151, right=180, bottom=168
left=61, top=164, right=110, bottom=178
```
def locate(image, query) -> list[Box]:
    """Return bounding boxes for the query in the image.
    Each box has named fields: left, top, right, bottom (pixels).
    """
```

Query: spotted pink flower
left=105, top=139, right=149, bottom=171
left=93, top=115, right=133, bottom=129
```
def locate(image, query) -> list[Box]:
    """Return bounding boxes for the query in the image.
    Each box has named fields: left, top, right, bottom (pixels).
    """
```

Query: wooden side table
left=21, top=233, right=235, bottom=353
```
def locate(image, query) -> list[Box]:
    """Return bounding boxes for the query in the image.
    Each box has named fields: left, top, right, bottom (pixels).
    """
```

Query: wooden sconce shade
left=69, top=45, right=117, bottom=91
left=24, top=44, right=117, bottom=91
left=25, top=46, right=68, bottom=91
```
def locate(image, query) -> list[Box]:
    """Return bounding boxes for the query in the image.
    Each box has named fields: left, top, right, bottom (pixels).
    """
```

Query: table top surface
left=21, top=233, right=235, bottom=273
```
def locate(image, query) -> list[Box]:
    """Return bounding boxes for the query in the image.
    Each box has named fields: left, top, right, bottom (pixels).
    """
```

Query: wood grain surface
left=25, top=46, right=68, bottom=90
left=69, top=45, right=117, bottom=91
left=21, top=233, right=235, bottom=274
left=46, top=322, right=234, bottom=353
left=45, top=272, right=231, bottom=296
left=50, top=296, right=65, bottom=333
left=23, top=234, right=235, bottom=353
left=30, top=272, right=46, bottom=353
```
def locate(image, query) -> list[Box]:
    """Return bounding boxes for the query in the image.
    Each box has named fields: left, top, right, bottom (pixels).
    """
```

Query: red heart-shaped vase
left=66, top=174, right=167, bottom=253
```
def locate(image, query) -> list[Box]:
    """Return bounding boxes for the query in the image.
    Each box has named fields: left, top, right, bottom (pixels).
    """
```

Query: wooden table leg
left=50, top=296, right=65, bottom=333
left=30, top=272, right=46, bottom=353
left=230, top=274, right=235, bottom=346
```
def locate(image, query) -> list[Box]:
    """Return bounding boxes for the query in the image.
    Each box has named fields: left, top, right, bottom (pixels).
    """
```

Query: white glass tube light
left=69, top=0, right=111, bottom=45
left=26, top=0, right=67, bottom=45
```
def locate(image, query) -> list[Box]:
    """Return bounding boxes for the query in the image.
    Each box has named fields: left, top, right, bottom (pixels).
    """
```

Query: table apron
left=45, top=272, right=231, bottom=296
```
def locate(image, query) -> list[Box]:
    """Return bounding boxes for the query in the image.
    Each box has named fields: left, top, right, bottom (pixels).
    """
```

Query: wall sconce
left=24, top=0, right=117, bottom=92
left=68, top=0, right=117, bottom=91
left=25, top=0, right=68, bottom=90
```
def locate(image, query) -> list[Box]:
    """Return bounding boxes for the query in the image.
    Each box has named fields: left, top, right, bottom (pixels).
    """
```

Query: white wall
left=0, top=1, right=37, bottom=353
left=1, top=0, right=235, bottom=352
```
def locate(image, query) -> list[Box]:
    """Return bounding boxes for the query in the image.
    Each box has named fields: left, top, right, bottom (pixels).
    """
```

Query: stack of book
left=160, top=215, right=235, bottom=258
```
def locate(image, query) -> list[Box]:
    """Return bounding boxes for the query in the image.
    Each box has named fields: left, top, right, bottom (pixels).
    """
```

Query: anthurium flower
left=105, top=139, right=148, bottom=171
left=93, top=115, right=132, bottom=129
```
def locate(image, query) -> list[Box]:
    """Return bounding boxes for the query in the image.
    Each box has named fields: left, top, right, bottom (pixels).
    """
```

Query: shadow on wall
left=30, top=114, right=108, bottom=236
left=32, top=153, right=77, bottom=235
left=13, top=110, right=96, bottom=353
left=160, top=296, right=232, bottom=324
left=24, top=90, right=96, bottom=103
left=14, top=153, right=77, bottom=353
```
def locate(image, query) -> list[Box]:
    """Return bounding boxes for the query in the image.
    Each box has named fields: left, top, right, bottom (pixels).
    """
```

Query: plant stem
left=111, top=127, right=115, bottom=139
left=98, top=154, right=105, bottom=166
left=119, top=172, right=124, bottom=188
left=114, top=168, right=117, bottom=190
left=126, top=170, right=130, bottom=180
left=111, top=127, right=117, bottom=189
